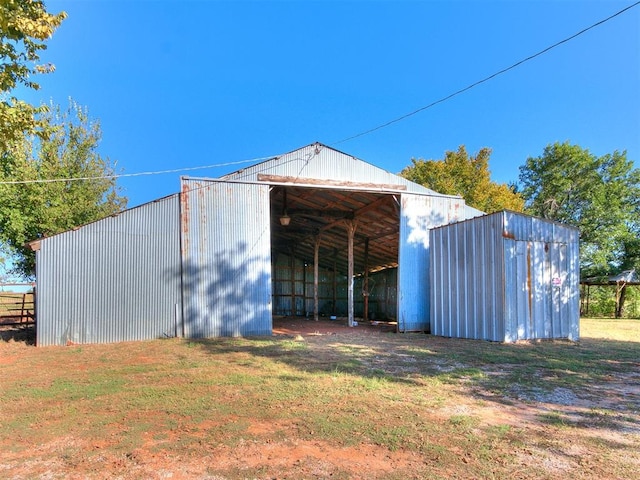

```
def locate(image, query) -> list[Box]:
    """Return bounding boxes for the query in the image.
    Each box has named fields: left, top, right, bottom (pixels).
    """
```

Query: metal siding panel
left=443, top=226, right=453, bottom=335
left=35, top=196, right=182, bottom=346
left=400, top=194, right=464, bottom=332
left=490, top=214, right=504, bottom=341
left=224, top=144, right=455, bottom=197
left=430, top=210, right=579, bottom=342
left=463, top=204, right=485, bottom=220
left=507, top=241, right=532, bottom=341
left=468, top=219, right=484, bottom=339
left=530, top=241, right=548, bottom=339
left=500, top=211, right=579, bottom=341
left=567, top=240, right=580, bottom=340
left=503, top=238, right=517, bottom=342
left=432, top=226, right=447, bottom=336
left=181, top=180, right=272, bottom=338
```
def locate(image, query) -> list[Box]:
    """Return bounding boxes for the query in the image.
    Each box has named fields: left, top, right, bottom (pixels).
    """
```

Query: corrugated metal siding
left=430, top=211, right=579, bottom=342
left=398, top=194, right=465, bottom=332
left=181, top=179, right=272, bottom=337
left=463, top=204, right=485, bottom=220
left=223, top=143, right=456, bottom=197
left=35, top=195, right=182, bottom=346
left=430, top=212, right=504, bottom=340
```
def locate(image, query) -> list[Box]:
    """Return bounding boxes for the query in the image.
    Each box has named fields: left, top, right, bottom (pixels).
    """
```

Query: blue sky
left=19, top=0, right=640, bottom=208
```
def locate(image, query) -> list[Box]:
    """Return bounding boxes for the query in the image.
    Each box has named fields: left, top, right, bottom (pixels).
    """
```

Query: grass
left=0, top=318, right=638, bottom=479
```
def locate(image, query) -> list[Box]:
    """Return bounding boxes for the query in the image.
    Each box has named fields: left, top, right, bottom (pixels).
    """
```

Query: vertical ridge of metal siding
left=36, top=196, right=182, bottom=346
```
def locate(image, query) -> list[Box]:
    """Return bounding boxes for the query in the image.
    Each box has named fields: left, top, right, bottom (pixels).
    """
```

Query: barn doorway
left=268, top=184, right=401, bottom=332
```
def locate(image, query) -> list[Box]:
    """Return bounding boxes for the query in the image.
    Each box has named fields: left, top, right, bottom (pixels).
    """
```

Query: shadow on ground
left=189, top=319, right=640, bottom=434
left=0, top=325, right=35, bottom=345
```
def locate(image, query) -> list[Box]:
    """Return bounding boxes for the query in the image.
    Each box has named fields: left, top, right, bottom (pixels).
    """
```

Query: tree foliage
left=400, top=145, right=525, bottom=213
left=0, top=0, right=66, bottom=151
left=518, top=142, right=640, bottom=277
left=0, top=100, right=127, bottom=277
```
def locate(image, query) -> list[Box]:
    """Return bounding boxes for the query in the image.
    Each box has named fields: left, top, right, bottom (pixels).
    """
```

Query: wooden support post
left=586, top=284, right=590, bottom=316
left=345, top=220, right=357, bottom=327
left=314, top=235, right=321, bottom=321
left=333, top=248, right=338, bottom=315
left=290, top=246, right=296, bottom=316
left=363, top=237, right=369, bottom=322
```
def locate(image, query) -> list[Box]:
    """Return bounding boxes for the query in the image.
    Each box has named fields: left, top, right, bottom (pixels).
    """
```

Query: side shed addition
left=430, top=210, right=580, bottom=342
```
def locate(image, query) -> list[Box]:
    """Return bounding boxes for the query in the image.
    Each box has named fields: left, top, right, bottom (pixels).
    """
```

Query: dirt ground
left=272, top=316, right=398, bottom=335
left=1, top=318, right=638, bottom=479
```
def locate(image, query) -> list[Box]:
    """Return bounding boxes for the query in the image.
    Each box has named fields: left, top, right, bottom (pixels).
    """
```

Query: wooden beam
left=289, top=245, right=296, bottom=316
left=314, top=235, right=321, bottom=322
left=258, top=174, right=407, bottom=191
left=363, top=237, right=369, bottom=322
left=345, top=220, right=358, bottom=327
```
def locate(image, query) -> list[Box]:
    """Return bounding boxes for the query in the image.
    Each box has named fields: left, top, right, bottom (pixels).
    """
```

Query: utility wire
left=0, top=155, right=278, bottom=185
left=331, top=1, right=640, bottom=146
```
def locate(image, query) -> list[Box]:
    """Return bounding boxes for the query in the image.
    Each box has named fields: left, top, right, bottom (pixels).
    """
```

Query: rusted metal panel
left=35, top=195, right=182, bottom=346
left=180, top=179, right=272, bottom=338
left=224, top=143, right=457, bottom=197
left=430, top=211, right=579, bottom=342
left=398, top=194, right=465, bottom=332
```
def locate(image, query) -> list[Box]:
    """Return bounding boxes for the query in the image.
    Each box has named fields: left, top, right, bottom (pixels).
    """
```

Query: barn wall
left=180, top=179, right=272, bottom=337
left=502, top=211, right=580, bottom=341
left=430, top=211, right=580, bottom=342
left=35, top=195, right=182, bottom=346
left=398, top=194, right=464, bottom=332
left=430, top=213, right=505, bottom=341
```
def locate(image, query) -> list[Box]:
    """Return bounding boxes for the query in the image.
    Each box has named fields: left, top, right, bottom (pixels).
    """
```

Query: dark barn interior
left=269, top=184, right=401, bottom=323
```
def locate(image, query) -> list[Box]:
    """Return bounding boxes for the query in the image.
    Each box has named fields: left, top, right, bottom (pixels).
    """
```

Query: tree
left=518, top=142, right=640, bottom=279
left=400, top=145, right=525, bottom=213
left=1, top=0, right=66, bottom=152
left=0, top=100, right=127, bottom=277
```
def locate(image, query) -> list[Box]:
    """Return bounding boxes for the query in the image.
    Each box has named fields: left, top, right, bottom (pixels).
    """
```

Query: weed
left=537, top=411, right=571, bottom=427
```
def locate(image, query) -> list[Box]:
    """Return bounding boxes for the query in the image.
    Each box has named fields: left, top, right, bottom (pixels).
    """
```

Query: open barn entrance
left=268, top=183, right=401, bottom=332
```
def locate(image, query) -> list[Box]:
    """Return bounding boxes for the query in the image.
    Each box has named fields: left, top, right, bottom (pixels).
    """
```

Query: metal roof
left=582, top=269, right=640, bottom=285
left=215, top=142, right=469, bottom=276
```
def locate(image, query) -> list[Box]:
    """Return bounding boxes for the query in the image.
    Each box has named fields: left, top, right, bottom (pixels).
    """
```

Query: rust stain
left=180, top=181, right=190, bottom=256
left=502, top=230, right=516, bottom=240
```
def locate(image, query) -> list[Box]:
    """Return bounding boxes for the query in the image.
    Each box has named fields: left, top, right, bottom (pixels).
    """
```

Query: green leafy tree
left=400, top=145, right=525, bottom=213
left=1, top=0, right=66, bottom=151
left=0, top=100, right=127, bottom=277
left=518, top=142, right=640, bottom=279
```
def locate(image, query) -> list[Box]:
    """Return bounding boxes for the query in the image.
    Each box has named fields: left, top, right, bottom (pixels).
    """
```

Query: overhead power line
left=331, top=1, right=640, bottom=146
left=0, top=155, right=278, bottom=185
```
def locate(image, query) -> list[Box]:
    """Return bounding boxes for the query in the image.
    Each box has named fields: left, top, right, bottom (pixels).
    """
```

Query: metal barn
left=429, top=210, right=580, bottom=342
left=31, top=143, right=483, bottom=346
